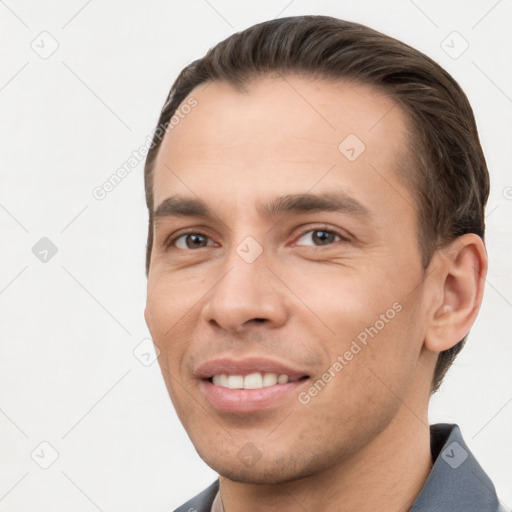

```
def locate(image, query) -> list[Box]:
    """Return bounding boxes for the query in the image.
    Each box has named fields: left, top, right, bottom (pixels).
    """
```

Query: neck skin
left=217, top=358, right=435, bottom=512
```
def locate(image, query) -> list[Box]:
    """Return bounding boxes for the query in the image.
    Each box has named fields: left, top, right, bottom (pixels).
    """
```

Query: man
left=143, top=15, right=506, bottom=512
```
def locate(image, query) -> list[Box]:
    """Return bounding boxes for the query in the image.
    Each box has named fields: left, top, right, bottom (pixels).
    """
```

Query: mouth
left=196, top=357, right=311, bottom=413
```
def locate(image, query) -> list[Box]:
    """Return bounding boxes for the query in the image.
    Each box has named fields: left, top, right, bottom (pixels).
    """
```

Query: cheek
left=291, top=267, right=394, bottom=341
left=346, top=305, right=421, bottom=403
left=299, top=316, right=419, bottom=449
left=145, top=277, right=193, bottom=370
left=299, top=265, right=422, bottom=393
left=146, top=282, right=198, bottom=422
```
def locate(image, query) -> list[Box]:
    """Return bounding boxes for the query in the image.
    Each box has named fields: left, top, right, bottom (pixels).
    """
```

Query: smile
left=210, top=372, right=305, bottom=389
left=196, top=356, right=311, bottom=413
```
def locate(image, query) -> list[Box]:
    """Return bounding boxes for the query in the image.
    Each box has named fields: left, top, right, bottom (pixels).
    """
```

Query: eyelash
left=164, top=226, right=349, bottom=250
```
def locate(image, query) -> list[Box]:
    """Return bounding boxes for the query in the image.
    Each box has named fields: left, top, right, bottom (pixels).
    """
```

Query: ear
left=424, top=234, right=488, bottom=353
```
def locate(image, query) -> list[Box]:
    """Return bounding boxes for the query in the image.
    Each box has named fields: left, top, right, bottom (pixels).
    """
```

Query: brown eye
left=172, top=232, right=213, bottom=250
left=295, top=229, right=343, bottom=247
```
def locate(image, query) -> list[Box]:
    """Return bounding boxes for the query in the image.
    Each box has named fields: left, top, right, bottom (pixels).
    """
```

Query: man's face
left=145, top=76, right=434, bottom=483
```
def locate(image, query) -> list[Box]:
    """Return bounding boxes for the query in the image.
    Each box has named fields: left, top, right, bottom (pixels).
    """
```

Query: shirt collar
left=409, top=423, right=501, bottom=511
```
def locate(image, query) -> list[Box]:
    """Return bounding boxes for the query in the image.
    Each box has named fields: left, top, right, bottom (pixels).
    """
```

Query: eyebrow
left=153, top=191, right=372, bottom=221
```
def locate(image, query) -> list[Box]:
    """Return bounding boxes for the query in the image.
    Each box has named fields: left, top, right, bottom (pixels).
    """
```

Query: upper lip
left=195, top=356, right=310, bottom=380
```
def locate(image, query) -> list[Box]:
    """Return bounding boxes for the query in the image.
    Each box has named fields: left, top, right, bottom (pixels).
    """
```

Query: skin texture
left=144, top=76, right=487, bottom=512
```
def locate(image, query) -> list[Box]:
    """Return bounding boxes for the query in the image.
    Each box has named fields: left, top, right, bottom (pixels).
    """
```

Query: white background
left=1, top=0, right=511, bottom=510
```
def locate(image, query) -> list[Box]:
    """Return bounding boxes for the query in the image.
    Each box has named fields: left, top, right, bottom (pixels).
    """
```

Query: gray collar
left=409, top=423, right=503, bottom=511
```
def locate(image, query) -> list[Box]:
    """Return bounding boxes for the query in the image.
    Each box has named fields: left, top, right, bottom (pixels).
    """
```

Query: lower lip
left=200, top=379, right=308, bottom=413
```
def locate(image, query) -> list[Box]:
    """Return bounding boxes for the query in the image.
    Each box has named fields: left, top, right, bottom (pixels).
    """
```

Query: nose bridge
left=202, top=238, right=288, bottom=330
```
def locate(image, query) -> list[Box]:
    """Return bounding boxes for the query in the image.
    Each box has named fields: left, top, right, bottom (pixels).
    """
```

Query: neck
left=218, top=407, right=433, bottom=512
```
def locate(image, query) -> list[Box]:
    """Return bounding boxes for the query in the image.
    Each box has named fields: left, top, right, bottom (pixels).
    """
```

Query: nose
left=200, top=249, right=289, bottom=334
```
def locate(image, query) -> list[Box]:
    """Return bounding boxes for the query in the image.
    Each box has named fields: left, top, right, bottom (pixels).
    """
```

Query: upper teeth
left=212, top=372, right=299, bottom=389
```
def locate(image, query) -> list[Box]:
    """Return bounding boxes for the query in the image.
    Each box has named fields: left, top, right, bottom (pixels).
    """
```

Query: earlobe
left=424, top=234, right=487, bottom=353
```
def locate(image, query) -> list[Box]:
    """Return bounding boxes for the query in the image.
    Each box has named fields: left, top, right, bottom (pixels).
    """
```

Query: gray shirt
left=173, top=423, right=508, bottom=512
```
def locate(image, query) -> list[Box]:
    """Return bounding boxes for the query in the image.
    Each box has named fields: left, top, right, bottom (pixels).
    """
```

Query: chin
left=211, top=465, right=309, bottom=485
left=198, top=448, right=327, bottom=485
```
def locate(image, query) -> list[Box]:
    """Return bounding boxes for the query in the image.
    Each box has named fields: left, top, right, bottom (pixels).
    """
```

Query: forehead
left=152, top=75, right=410, bottom=209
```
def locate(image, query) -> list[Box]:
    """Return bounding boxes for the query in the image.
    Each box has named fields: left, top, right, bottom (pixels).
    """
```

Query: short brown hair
left=143, top=15, right=489, bottom=394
